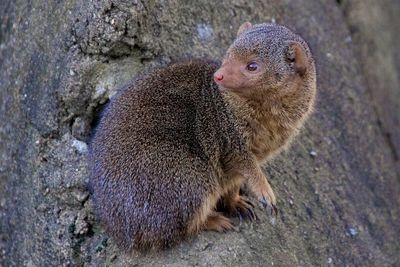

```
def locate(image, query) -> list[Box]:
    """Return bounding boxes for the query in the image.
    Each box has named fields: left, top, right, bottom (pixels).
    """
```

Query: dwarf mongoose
left=89, top=22, right=316, bottom=250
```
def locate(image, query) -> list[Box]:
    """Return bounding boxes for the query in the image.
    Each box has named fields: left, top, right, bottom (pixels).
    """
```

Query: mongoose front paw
left=258, top=185, right=278, bottom=216
left=228, top=196, right=257, bottom=222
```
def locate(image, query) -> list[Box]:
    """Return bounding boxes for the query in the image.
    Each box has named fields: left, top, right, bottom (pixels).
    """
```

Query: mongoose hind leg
left=203, top=211, right=235, bottom=232
left=221, top=185, right=257, bottom=221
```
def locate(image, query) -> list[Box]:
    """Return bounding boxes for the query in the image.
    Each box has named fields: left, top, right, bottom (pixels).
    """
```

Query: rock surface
left=0, top=0, right=399, bottom=266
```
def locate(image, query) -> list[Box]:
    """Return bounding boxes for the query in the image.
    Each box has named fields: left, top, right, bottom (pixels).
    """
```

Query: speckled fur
left=220, top=23, right=316, bottom=162
left=89, top=23, right=316, bottom=251
left=89, top=59, right=250, bottom=250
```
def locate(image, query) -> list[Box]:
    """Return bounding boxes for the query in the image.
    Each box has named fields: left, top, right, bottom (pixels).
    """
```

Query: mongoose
left=89, top=22, right=316, bottom=251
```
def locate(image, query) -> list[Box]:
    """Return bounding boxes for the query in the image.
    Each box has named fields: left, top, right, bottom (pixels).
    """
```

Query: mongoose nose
left=214, top=73, right=224, bottom=82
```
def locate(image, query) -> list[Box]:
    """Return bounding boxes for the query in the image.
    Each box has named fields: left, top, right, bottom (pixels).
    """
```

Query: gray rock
left=1, top=0, right=399, bottom=266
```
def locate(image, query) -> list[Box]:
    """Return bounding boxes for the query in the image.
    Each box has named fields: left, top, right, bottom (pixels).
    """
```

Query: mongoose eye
left=246, top=62, right=258, bottom=71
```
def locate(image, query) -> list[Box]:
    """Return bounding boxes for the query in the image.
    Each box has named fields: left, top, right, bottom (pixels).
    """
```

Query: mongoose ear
left=285, top=42, right=308, bottom=76
left=237, top=22, right=252, bottom=36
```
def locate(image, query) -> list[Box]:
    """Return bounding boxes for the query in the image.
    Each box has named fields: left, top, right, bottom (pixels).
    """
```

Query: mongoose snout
left=213, top=73, right=224, bottom=82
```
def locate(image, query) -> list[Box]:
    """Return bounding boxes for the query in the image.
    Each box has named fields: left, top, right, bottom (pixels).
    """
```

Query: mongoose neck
left=221, top=81, right=314, bottom=162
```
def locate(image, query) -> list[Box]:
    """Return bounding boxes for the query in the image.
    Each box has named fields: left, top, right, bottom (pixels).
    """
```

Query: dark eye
left=246, top=62, right=258, bottom=71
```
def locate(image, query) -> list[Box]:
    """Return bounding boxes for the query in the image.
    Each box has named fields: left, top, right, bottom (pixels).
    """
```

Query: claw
left=271, top=204, right=278, bottom=216
left=260, top=196, right=269, bottom=208
left=247, top=208, right=254, bottom=221
left=249, top=206, right=257, bottom=221
left=244, top=199, right=255, bottom=208
left=237, top=210, right=243, bottom=224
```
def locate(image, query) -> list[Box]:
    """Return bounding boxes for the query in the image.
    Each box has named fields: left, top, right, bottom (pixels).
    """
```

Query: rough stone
left=0, top=0, right=399, bottom=266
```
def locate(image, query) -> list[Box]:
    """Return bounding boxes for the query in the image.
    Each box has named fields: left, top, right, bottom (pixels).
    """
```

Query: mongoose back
left=89, top=22, right=316, bottom=251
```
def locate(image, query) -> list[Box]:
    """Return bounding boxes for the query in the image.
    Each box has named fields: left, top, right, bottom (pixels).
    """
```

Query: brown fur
left=89, top=22, right=316, bottom=251
left=214, top=22, right=316, bottom=211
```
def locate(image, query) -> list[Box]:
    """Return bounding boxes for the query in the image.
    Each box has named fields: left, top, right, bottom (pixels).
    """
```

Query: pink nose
left=214, top=73, right=224, bottom=82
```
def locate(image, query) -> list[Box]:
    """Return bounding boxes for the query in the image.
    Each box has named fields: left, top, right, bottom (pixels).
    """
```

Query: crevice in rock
left=336, top=2, right=400, bottom=165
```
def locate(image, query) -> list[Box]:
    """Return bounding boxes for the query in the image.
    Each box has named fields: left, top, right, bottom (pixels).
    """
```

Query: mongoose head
left=214, top=22, right=315, bottom=101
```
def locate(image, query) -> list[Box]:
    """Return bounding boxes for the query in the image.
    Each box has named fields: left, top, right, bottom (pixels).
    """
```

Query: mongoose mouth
left=213, top=79, right=230, bottom=92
